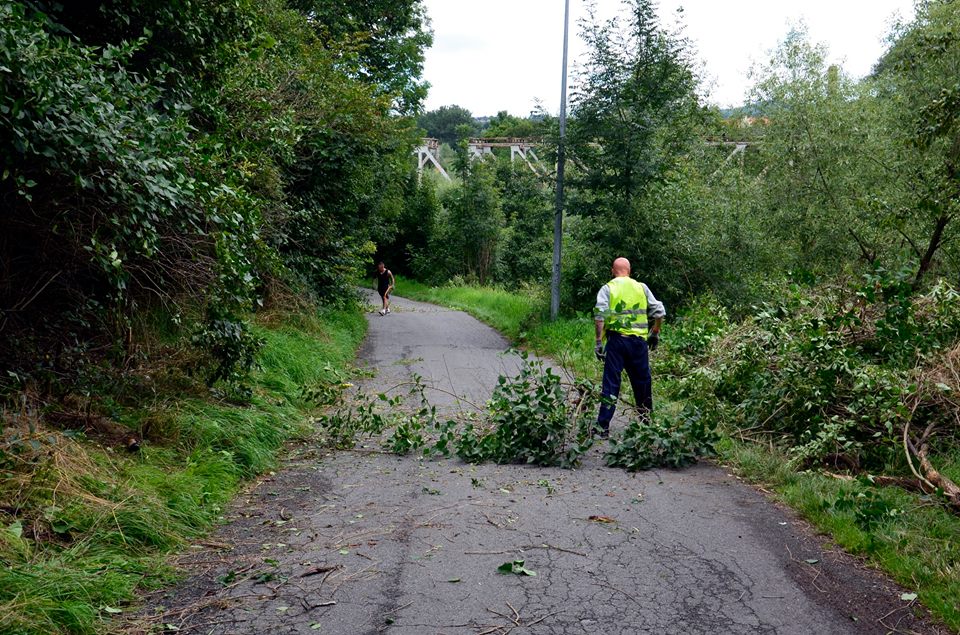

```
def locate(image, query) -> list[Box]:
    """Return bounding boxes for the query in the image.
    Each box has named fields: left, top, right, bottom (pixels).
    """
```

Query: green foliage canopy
left=0, top=0, right=430, bottom=390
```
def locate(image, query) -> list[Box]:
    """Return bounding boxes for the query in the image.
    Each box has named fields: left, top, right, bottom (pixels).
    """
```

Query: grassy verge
left=394, top=278, right=960, bottom=631
left=395, top=276, right=541, bottom=340
left=724, top=441, right=960, bottom=630
left=0, top=306, right=366, bottom=635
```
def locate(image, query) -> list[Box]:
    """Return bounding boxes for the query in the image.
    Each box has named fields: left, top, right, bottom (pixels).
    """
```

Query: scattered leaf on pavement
left=497, top=560, right=537, bottom=576
left=589, top=515, right=616, bottom=523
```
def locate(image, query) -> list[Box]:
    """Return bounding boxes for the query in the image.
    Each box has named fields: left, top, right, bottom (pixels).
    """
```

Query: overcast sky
left=421, top=0, right=916, bottom=117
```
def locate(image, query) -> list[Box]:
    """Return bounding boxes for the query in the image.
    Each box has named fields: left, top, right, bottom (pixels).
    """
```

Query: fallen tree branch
left=902, top=418, right=937, bottom=491
left=916, top=443, right=960, bottom=511
left=824, top=472, right=932, bottom=495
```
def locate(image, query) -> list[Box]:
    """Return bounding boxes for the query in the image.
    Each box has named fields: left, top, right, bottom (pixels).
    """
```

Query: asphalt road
left=141, top=292, right=945, bottom=635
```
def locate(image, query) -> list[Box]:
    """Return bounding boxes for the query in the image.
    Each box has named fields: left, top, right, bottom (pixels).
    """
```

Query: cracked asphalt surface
left=141, top=292, right=946, bottom=635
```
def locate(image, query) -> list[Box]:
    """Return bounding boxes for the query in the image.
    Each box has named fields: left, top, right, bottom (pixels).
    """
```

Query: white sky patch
left=421, top=0, right=915, bottom=117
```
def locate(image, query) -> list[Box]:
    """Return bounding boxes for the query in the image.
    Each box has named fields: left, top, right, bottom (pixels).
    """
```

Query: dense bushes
left=405, top=158, right=551, bottom=288
left=666, top=272, right=960, bottom=490
left=0, top=0, right=429, bottom=396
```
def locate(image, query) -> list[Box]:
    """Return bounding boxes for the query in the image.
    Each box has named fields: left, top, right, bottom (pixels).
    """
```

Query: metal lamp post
left=550, top=0, right=570, bottom=321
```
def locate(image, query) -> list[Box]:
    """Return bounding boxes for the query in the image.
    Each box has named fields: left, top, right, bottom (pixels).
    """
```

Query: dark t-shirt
left=377, top=269, right=392, bottom=293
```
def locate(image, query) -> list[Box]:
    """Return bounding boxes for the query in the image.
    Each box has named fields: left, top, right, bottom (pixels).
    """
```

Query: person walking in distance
left=594, top=257, right=666, bottom=438
left=375, top=261, right=395, bottom=316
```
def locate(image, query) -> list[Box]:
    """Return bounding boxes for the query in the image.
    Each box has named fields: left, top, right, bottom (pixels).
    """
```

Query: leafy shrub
left=317, top=392, right=397, bottom=449
left=315, top=374, right=458, bottom=456
left=675, top=269, right=960, bottom=472
left=827, top=482, right=904, bottom=534
left=455, top=354, right=595, bottom=468
left=191, top=319, right=265, bottom=388
left=604, top=408, right=718, bottom=471
left=0, top=0, right=429, bottom=395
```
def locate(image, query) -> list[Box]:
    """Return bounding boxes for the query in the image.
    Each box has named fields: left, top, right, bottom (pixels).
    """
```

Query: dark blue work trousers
left=597, top=331, right=652, bottom=432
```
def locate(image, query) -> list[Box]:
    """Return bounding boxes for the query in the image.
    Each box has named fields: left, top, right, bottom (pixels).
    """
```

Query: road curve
left=141, top=292, right=945, bottom=635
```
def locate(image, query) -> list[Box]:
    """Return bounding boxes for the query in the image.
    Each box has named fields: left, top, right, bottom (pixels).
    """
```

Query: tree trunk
left=913, top=213, right=951, bottom=288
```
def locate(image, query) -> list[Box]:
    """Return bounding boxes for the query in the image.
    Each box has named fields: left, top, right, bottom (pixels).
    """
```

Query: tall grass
left=725, top=441, right=960, bottom=630
left=395, top=276, right=541, bottom=339
left=0, top=307, right=365, bottom=635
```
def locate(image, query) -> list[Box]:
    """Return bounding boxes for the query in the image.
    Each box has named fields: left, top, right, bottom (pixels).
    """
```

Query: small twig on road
left=154, top=593, right=264, bottom=625
left=525, top=543, right=587, bottom=557
left=877, top=603, right=913, bottom=624
left=196, top=540, right=234, bottom=550
left=380, top=378, right=485, bottom=411
left=524, top=612, right=560, bottom=628
left=327, top=562, right=382, bottom=596
left=487, top=607, right=519, bottom=626
left=784, top=543, right=826, bottom=593
left=315, top=565, right=343, bottom=596
left=476, top=606, right=559, bottom=635
left=383, top=601, right=414, bottom=616
left=506, top=601, right=521, bottom=624
left=183, top=616, right=250, bottom=631
left=878, top=602, right=922, bottom=635
left=465, top=550, right=514, bottom=555
left=343, top=447, right=396, bottom=455
left=464, top=544, right=587, bottom=558
left=217, top=563, right=259, bottom=591
left=301, top=564, right=342, bottom=578
left=443, top=353, right=468, bottom=417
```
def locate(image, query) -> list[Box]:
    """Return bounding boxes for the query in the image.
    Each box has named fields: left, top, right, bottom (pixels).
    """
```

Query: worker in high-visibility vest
left=593, top=257, right=666, bottom=438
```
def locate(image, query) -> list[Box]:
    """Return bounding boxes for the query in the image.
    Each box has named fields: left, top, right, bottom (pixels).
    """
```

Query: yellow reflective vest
left=602, top=277, right=649, bottom=338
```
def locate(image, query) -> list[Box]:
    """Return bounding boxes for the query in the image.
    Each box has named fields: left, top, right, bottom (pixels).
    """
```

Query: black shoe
left=594, top=426, right=609, bottom=439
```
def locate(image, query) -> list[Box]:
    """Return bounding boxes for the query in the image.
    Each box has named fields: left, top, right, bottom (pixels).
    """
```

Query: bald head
left=611, top=257, right=631, bottom=277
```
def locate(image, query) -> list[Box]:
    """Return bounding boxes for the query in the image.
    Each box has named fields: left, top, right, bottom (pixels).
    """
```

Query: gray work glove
left=594, top=341, right=605, bottom=362
left=647, top=332, right=659, bottom=351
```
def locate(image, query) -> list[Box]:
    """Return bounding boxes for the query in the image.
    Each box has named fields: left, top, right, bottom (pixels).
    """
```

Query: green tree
left=418, top=105, right=478, bottom=145
left=748, top=27, right=889, bottom=275
left=288, top=0, right=433, bottom=114
left=382, top=172, right=441, bottom=275
left=0, top=0, right=430, bottom=389
left=568, top=0, right=699, bottom=216
left=496, top=159, right=552, bottom=285
left=873, top=0, right=960, bottom=285
left=483, top=111, right=544, bottom=138
left=562, top=0, right=702, bottom=309
left=442, top=161, right=504, bottom=284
